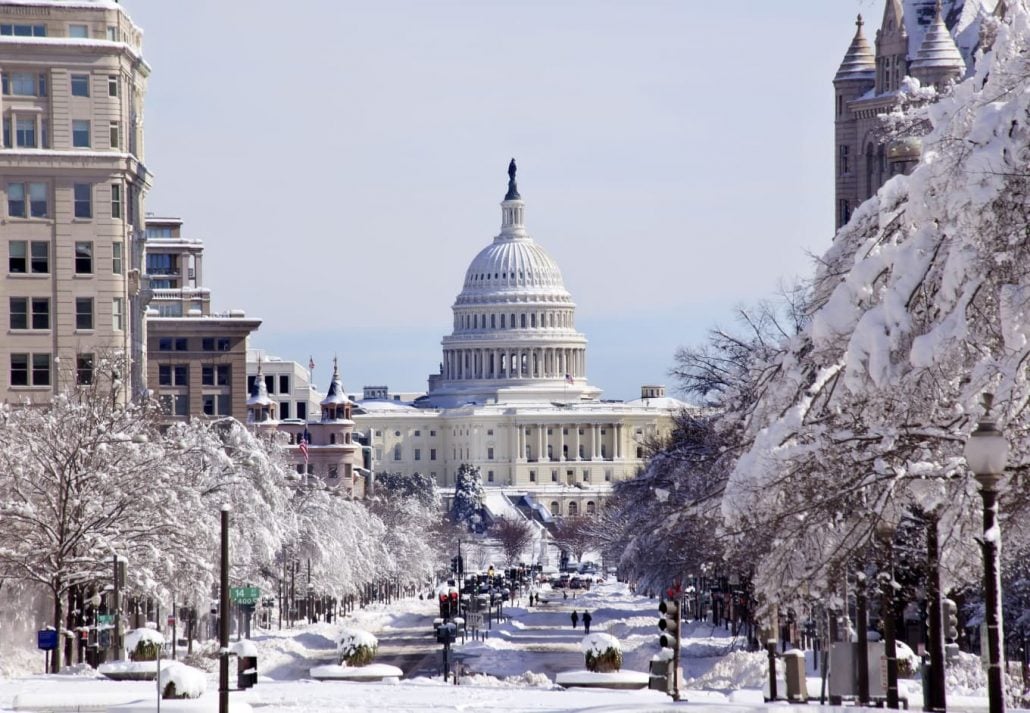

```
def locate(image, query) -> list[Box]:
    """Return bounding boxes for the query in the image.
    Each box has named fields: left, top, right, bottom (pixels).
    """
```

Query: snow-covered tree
left=491, top=516, right=534, bottom=566
left=451, top=464, right=483, bottom=530
left=0, top=364, right=176, bottom=672
left=716, top=2, right=1030, bottom=612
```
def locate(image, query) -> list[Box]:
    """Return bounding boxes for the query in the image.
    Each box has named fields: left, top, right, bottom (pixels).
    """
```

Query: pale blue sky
left=121, top=0, right=882, bottom=401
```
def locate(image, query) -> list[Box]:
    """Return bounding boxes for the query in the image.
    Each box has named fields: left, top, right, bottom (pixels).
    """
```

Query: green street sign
left=230, top=586, right=260, bottom=604
left=97, top=614, right=115, bottom=625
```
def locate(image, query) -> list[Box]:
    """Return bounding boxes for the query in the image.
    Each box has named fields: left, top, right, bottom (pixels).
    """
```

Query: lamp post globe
left=963, top=393, right=1009, bottom=713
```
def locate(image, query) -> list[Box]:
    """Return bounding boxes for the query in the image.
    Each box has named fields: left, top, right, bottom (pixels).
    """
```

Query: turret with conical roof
left=247, top=357, right=278, bottom=425
left=320, top=356, right=353, bottom=422
left=910, top=0, right=965, bottom=90
left=833, top=15, right=877, bottom=230
left=875, top=0, right=909, bottom=93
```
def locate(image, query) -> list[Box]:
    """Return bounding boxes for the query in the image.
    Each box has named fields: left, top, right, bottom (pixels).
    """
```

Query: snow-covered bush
left=338, top=628, right=378, bottom=667
left=160, top=662, right=206, bottom=699
left=580, top=633, right=622, bottom=673
left=126, top=628, right=164, bottom=662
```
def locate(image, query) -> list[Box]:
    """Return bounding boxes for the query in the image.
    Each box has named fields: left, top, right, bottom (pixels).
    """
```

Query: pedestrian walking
left=583, top=611, right=592, bottom=633
left=571, top=610, right=579, bottom=629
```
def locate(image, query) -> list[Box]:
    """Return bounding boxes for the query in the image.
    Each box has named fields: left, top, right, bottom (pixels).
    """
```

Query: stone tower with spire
left=833, top=0, right=986, bottom=231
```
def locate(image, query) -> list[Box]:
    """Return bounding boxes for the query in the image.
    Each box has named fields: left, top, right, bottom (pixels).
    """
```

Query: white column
left=615, top=424, right=622, bottom=459
left=558, top=424, right=565, bottom=462
left=572, top=424, right=580, bottom=461
left=538, top=425, right=545, bottom=462
left=591, top=424, right=599, bottom=460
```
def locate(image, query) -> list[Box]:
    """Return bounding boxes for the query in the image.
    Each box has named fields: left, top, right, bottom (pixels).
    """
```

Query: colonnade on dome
left=441, top=346, right=585, bottom=382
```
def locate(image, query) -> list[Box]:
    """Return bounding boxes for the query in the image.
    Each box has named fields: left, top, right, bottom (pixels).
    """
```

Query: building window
left=10, top=353, right=50, bottom=387
left=6, top=72, right=41, bottom=96
left=529, top=470, right=536, bottom=482
left=296, top=402, right=307, bottom=420
left=112, top=242, right=123, bottom=274
left=109, top=121, right=120, bottom=149
left=0, top=24, right=47, bottom=37
left=75, top=297, right=94, bottom=330
left=159, top=394, right=189, bottom=417
left=605, top=469, right=612, bottom=482
left=202, top=365, right=230, bottom=386
left=111, top=184, right=122, bottom=218
left=76, top=353, right=94, bottom=385
left=430, top=448, right=436, bottom=461
left=106, top=26, right=117, bottom=41
left=551, top=469, right=558, bottom=482
left=68, top=24, right=88, bottom=38
left=16, top=118, right=36, bottom=148
left=280, top=402, right=291, bottom=419
left=72, top=120, right=91, bottom=148
left=9, top=241, right=50, bottom=274
left=839, top=144, right=849, bottom=175
left=112, top=298, right=124, bottom=331
left=70, top=74, right=90, bottom=97
left=264, top=375, right=274, bottom=394
left=414, top=429, right=421, bottom=437
left=550, top=502, right=559, bottom=516
left=73, top=183, right=92, bottom=218
left=202, top=394, right=232, bottom=416
left=488, top=470, right=494, bottom=482
left=487, top=447, right=494, bottom=460
left=583, top=470, right=590, bottom=482
left=279, top=375, right=289, bottom=393
left=636, top=446, right=644, bottom=459
left=430, top=430, right=436, bottom=437
left=74, top=241, right=93, bottom=273
left=839, top=199, right=851, bottom=226
left=9, top=297, right=49, bottom=330
left=487, top=429, right=493, bottom=436
left=159, top=364, right=188, bottom=386
left=108, top=74, right=118, bottom=97
left=414, top=448, right=421, bottom=461
left=393, top=445, right=401, bottom=461
left=7, top=183, right=25, bottom=217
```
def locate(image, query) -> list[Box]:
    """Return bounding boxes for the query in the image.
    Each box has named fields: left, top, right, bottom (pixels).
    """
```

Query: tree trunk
left=51, top=583, right=63, bottom=673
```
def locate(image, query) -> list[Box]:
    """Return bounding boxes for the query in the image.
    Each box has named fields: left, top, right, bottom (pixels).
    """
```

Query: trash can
left=784, top=649, right=807, bottom=702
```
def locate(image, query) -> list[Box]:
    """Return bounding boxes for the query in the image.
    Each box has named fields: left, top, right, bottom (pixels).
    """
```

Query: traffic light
left=439, top=593, right=450, bottom=619
left=943, top=598, right=958, bottom=641
left=449, top=590, right=459, bottom=616
left=658, top=598, right=679, bottom=649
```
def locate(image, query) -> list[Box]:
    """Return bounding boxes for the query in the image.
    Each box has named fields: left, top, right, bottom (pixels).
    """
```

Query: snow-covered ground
left=0, top=581, right=1001, bottom=712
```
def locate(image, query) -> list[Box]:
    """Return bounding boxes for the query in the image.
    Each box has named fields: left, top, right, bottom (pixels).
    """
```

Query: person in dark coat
left=571, top=610, right=579, bottom=629
left=583, top=610, right=592, bottom=633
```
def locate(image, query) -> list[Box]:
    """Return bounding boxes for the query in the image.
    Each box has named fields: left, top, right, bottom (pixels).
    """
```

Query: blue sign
left=37, top=629, right=58, bottom=651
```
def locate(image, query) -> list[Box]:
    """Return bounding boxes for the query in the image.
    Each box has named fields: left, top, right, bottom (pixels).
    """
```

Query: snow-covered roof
left=909, top=3, right=966, bottom=70
left=903, top=0, right=997, bottom=60
left=622, top=395, right=692, bottom=410
left=354, top=400, right=420, bottom=413
left=319, top=359, right=351, bottom=408
left=835, top=15, right=876, bottom=82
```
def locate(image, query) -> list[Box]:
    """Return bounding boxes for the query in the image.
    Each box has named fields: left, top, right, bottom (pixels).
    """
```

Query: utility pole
left=219, top=505, right=230, bottom=713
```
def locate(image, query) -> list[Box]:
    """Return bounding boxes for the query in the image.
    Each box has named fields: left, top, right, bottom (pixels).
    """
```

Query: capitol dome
left=459, top=239, right=568, bottom=297
left=420, top=161, right=601, bottom=408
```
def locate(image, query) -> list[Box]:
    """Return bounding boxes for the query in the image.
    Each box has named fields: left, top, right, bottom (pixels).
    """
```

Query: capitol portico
left=351, top=162, right=688, bottom=514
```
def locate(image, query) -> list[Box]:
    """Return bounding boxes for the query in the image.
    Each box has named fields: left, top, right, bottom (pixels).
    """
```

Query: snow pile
left=158, top=662, right=206, bottom=699
left=231, top=640, right=258, bottom=658
left=683, top=649, right=778, bottom=690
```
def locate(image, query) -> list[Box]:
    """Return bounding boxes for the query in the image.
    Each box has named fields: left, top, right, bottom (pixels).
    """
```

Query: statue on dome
left=505, top=158, right=521, bottom=200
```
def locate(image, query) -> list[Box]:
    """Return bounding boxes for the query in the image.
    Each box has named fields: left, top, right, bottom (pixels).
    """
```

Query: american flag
left=298, top=432, right=310, bottom=464
left=565, top=374, right=574, bottom=384
left=308, top=356, right=315, bottom=371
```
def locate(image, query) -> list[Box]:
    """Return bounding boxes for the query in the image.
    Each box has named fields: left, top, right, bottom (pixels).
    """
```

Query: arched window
left=393, top=445, right=401, bottom=461
left=550, top=501, right=560, bottom=516
left=531, top=313, right=537, bottom=328
left=500, top=314, right=506, bottom=328
left=491, top=314, right=496, bottom=328
left=586, top=501, right=596, bottom=515
left=521, top=313, right=527, bottom=328
left=568, top=502, right=579, bottom=516
left=511, top=313, right=516, bottom=328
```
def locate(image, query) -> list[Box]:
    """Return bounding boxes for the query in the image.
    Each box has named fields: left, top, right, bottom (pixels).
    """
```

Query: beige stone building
left=833, top=0, right=998, bottom=229
left=1, top=0, right=150, bottom=403
left=143, top=216, right=260, bottom=423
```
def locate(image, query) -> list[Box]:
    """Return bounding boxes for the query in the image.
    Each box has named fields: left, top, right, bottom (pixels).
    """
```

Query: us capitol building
left=351, top=161, right=688, bottom=517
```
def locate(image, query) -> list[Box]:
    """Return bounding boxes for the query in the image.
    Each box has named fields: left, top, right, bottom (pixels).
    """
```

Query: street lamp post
left=964, top=393, right=1010, bottom=713
left=876, top=521, right=899, bottom=710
